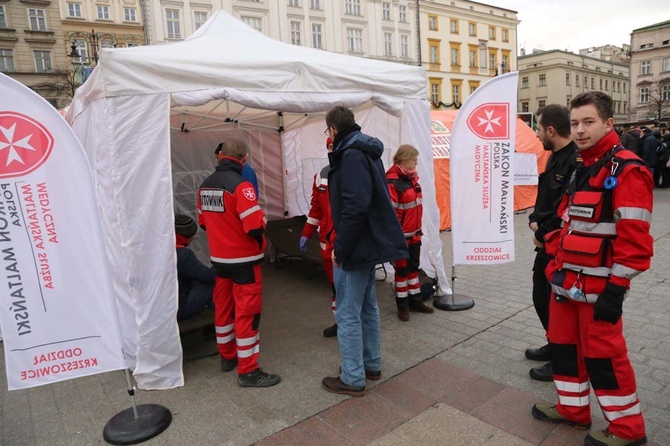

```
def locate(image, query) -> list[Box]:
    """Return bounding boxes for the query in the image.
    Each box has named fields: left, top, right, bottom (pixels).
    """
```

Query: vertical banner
left=0, top=73, right=126, bottom=390
left=450, top=72, right=518, bottom=265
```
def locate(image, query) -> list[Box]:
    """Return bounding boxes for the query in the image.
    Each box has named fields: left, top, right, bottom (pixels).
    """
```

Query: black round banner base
left=433, top=294, right=475, bottom=311
left=103, top=404, right=172, bottom=445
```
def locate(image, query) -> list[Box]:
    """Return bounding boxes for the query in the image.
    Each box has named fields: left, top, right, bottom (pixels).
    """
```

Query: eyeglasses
left=324, top=127, right=331, bottom=135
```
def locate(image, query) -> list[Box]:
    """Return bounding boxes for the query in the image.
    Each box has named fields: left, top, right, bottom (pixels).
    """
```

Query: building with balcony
left=419, top=0, right=518, bottom=109
left=629, top=20, right=670, bottom=122
left=518, top=49, right=629, bottom=123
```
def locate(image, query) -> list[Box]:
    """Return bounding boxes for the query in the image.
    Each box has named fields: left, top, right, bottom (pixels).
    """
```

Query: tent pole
left=433, top=264, right=475, bottom=311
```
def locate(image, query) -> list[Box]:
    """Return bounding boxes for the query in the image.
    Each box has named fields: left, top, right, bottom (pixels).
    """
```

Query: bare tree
left=643, top=78, right=670, bottom=121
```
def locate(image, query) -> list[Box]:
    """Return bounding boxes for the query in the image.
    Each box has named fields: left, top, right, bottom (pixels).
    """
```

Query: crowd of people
left=618, top=125, right=670, bottom=188
left=175, top=95, right=654, bottom=446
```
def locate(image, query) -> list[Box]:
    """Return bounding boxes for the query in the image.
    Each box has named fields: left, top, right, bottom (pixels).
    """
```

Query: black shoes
left=221, top=357, right=238, bottom=372
left=529, top=362, right=553, bottom=382
left=323, top=324, right=338, bottom=338
left=525, top=343, right=551, bottom=361
left=321, top=376, right=366, bottom=397
left=238, top=368, right=281, bottom=388
left=531, top=403, right=591, bottom=430
left=409, top=299, right=435, bottom=314
left=398, top=307, right=410, bottom=321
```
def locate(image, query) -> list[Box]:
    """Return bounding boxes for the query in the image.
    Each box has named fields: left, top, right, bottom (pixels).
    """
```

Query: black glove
left=593, top=282, right=626, bottom=324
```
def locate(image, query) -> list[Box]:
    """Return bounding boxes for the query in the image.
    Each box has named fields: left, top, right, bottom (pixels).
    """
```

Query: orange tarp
left=431, top=110, right=549, bottom=230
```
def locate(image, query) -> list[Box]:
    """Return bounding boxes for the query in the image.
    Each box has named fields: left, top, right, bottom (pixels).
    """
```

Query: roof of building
left=632, top=20, right=670, bottom=33
left=518, top=49, right=629, bottom=68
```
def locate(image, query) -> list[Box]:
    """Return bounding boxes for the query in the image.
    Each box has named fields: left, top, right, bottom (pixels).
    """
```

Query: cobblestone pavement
left=1, top=190, right=669, bottom=446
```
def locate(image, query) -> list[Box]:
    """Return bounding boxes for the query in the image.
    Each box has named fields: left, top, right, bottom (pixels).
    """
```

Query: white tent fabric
left=65, top=11, right=452, bottom=390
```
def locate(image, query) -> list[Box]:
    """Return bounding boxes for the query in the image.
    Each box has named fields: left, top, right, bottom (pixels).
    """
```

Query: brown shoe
left=321, top=376, right=366, bottom=397
left=409, top=299, right=435, bottom=314
left=398, top=307, right=410, bottom=321
left=531, top=403, right=591, bottom=430
left=365, top=369, right=382, bottom=381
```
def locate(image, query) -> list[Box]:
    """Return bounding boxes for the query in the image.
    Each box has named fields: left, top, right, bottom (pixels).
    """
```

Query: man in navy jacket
left=321, top=106, right=408, bottom=397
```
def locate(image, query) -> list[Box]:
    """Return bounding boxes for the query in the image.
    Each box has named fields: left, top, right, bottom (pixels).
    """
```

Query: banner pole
left=102, top=370, right=173, bottom=445
left=433, top=264, right=475, bottom=311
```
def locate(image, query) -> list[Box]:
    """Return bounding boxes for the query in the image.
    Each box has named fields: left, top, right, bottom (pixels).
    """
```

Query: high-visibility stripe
left=555, top=380, right=590, bottom=393
left=318, top=177, right=328, bottom=187
left=558, top=394, right=590, bottom=407
left=568, top=221, right=617, bottom=235
left=615, top=207, right=651, bottom=223
left=612, top=263, right=642, bottom=279
left=306, top=217, right=319, bottom=226
left=239, top=205, right=261, bottom=219
left=215, top=323, right=234, bottom=334
left=404, top=229, right=421, bottom=237
left=408, top=288, right=421, bottom=295
left=396, top=280, right=408, bottom=287
left=392, top=198, right=422, bottom=210
left=331, top=301, right=336, bottom=309
left=407, top=277, right=420, bottom=285
left=217, top=333, right=235, bottom=344
left=603, top=403, right=641, bottom=421
left=211, top=252, right=264, bottom=264
left=396, top=291, right=408, bottom=298
left=320, top=242, right=327, bottom=251
left=563, top=262, right=612, bottom=278
left=236, top=334, right=259, bottom=347
left=597, top=393, right=638, bottom=407
left=238, top=344, right=260, bottom=358
left=551, top=283, right=599, bottom=303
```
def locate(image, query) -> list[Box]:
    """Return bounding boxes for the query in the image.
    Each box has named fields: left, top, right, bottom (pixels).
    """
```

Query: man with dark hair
left=532, top=92, right=652, bottom=446
left=199, top=137, right=280, bottom=388
left=321, top=106, right=408, bottom=397
left=525, top=105, right=578, bottom=382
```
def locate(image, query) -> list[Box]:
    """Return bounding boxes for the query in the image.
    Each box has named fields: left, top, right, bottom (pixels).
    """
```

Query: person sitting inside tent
left=175, top=214, right=215, bottom=321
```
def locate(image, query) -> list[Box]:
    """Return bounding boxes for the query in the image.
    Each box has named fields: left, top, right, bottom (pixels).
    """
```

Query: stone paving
left=1, top=190, right=669, bottom=445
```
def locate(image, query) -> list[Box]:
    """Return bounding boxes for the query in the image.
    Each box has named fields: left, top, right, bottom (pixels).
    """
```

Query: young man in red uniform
left=300, top=137, right=338, bottom=337
left=198, top=138, right=280, bottom=388
left=532, top=92, right=652, bottom=446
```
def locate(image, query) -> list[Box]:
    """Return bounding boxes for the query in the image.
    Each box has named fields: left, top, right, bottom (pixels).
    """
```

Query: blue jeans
left=333, top=264, right=381, bottom=387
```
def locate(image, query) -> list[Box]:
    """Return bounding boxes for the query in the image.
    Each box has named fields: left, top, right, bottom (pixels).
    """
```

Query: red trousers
left=213, top=263, right=263, bottom=375
left=548, top=295, right=645, bottom=440
left=394, top=242, right=421, bottom=303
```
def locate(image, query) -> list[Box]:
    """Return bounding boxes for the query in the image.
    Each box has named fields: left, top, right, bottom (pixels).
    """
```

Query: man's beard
left=541, top=138, right=554, bottom=151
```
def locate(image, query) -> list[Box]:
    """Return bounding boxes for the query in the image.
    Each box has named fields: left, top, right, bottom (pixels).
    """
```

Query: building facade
left=579, top=44, right=630, bottom=65
left=518, top=50, right=629, bottom=123
left=419, top=0, right=518, bottom=109
left=0, top=0, right=69, bottom=106
left=629, top=20, right=670, bottom=122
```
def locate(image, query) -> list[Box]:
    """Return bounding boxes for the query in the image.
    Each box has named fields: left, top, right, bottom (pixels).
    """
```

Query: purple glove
left=299, top=236, right=309, bottom=253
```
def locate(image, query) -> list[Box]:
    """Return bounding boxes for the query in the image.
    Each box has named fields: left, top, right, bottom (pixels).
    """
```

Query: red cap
left=326, top=137, right=333, bottom=146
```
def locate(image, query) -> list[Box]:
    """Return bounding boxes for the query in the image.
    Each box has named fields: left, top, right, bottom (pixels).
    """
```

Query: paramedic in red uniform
left=300, top=137, right=338, bottom=337
left=386, top=145, right=434, bottom=321
left=532, top=92, right=652, bottom=446
left=198, top=137, right=280, bottom=388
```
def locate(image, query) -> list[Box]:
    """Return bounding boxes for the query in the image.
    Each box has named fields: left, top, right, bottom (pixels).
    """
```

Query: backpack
left=657, top=142, right=669, bottom=165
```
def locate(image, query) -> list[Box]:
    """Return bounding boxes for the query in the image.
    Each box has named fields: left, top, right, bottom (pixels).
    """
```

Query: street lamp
left=68, top=29, right=118, bottom=66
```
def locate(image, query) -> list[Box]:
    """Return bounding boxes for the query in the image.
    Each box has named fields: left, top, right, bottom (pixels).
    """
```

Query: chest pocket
left=568, top=191, right=605, bottom=222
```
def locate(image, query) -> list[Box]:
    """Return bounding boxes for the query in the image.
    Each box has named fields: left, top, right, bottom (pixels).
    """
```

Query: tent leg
left=433, top=265, right=474, bottom=311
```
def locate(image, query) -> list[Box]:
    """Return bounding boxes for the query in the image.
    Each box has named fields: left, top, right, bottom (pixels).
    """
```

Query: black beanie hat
left=175, top=214, right=197, bottom=238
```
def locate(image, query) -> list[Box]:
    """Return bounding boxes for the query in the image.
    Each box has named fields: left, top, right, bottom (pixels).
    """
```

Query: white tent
left=65, top=11, right=452, bottom=390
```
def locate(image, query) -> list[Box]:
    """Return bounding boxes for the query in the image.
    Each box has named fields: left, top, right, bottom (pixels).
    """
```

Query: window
left=124, top=7, right=137, bottom=22
left=605, top=80, right=608, bottom=91
left=662, top=85, right=670, bottom=101
left=450, top=19, right=458, bottom=34
left=0, top=5, right=6, bottom=28
left=452, top=84, right=460, bottom=104
left=311, top=23, right=322, bottom=49
left=584, top=75, right=587, bottom=88
left=501, top=53, right=509, bottom=72
left=71, top=39, right=88, bottom=63
left=166, top=9, right=181, bottom=39
left=194, top=11, right=207, bottom=29
left=640, top=87, right=650, bottom=103
left=241, top=16, right=262, bottom=32
left=345, top=0, right=361, bottom=16
left=382, top=2, right=391, bottom=20
left=429, top=80, right=441, bottom=104
left=347, top=28, right=363, bottom=53
left=469, top=49, right=476, bottom=67
left=398, top=5, right=407, bottom=23
left=310, top=0, right=321, bottom=9
left=290, top=21, right=301, bottom=46
left=641, top=61, right=651, bottom=75
left=664, top=57, right=670, bottom=72
left=400, top=34, right=408, bottom=58
left=521, top=76, right=529, bottom=88
left=489, top=52, right=496, bottom=71
left=623, top=83, right=626, bottom=94
left=468, top=22, right=476, bottom=36
left=67, top=3, right=82, bottom=17
left=34, top=50, right=52, bottom=72
left=566, top=72, right=570, bottom=85
left=576, top=74, right=580, bottom=87
left=489, top=26, right=495, bottom=40
left=623, top=101, right=627, bottom=112
left=428, top=15, right=437, bottom=31
left=469, top=82, right=478, bottom=94
left=599, top=79, right=603, bottom=90
left=502, top=28, right=508, bottom=42
left=0, top=49, right=14, bottom=72
left=567, top=97, right=572, bottom=107
left=28, top=9, right=46, bottom=31
left=97, top=5, right=110, bottom=20
left=288, top=0, right=299, bottom=6
left=521, top=102, right=529, bottom=113
left=539, top=74, right=546, bottom=86
left=538, top=99, right=546, bottom=108
left=127, top=42, right=140, bottom=47
left=451, top=47, right=459, bottom=66
left=384, top=32, right=393, bottom=56
left=591, top=77, right=594, bottom=89
left=100, top=39, right=114, bottom=49
left=429, top=41, right=440, bottom=64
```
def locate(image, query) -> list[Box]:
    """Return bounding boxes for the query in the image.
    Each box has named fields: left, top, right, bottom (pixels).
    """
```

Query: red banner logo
left=466, top=103, right=509, bottom=140
left=0, top=111, right=54, bottom=178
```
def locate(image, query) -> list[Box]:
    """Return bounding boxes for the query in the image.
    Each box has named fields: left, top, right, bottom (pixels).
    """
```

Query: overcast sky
left=485, top=0, right=670, bottom=54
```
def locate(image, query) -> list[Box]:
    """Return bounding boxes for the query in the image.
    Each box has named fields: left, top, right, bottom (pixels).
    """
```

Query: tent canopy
left=66, top=11, right=450, bottom=390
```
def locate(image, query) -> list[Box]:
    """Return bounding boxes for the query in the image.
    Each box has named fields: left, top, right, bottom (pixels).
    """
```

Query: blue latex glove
left=299, top=236, right=309, bottom=253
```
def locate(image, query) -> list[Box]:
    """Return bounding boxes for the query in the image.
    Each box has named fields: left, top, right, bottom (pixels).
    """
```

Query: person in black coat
left=639, top=128, right=660, bottom=176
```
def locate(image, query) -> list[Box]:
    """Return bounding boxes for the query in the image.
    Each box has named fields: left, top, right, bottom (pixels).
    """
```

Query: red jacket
left=386, top=163, right=423, bottom=245
left=302, top=165, right=334, bottom=252
left=546, top=130, right=653, bottom=301
left=197, top=157, right=267, bottom=265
